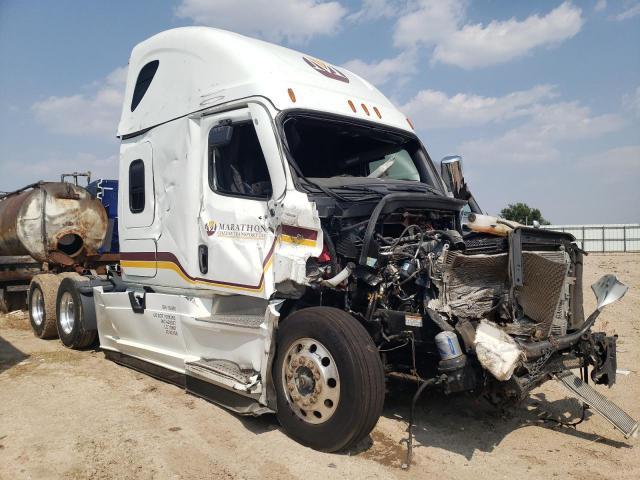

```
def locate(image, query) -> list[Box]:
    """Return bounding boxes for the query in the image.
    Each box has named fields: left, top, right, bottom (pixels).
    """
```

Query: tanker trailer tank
left=0, top=182, right=108, bottom=266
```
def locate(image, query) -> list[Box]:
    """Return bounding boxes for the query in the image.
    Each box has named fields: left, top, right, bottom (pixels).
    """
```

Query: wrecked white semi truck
left=25, top=27, right=636, bottom=455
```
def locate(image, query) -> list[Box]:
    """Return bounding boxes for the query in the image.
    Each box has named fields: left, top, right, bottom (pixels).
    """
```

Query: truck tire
left=274, top=307, right=385, bottom=452
left=28, top=274, right=61, bottom=339
left=55, top=276, right=96, bottom=349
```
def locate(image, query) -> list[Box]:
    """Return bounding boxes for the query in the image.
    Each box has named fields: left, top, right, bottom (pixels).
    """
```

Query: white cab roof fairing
left=117, top=27, right=413, bottom=137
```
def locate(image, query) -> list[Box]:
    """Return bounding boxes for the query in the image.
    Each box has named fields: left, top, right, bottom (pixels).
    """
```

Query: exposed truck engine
left=304, top=201, right=594, bottom=400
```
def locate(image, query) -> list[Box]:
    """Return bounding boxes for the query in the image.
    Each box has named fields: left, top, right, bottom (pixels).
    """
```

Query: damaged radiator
left=517, top=251, right=572, bottom=338
left=440, top=251, right=508, bottom=319
left=436, top=248, right=574, bottom=339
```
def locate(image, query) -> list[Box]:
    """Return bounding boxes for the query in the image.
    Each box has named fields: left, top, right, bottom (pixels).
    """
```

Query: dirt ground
left=1, top=254, right=638, bottom=480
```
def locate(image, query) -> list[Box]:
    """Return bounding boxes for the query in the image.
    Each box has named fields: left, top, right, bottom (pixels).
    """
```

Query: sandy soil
left=1, top=254, right=638, bottom=480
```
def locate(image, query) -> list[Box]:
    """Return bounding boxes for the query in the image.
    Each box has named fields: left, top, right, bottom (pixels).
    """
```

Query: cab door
left=196, top=106, right=283, bottom=298
left=119, top=141, right=157, bottom=278
left=177, top=106, right=286, bottom=375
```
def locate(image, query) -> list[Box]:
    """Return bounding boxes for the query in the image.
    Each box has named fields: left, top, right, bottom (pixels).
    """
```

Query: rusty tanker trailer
left=0, top=181, right=114, bottom=312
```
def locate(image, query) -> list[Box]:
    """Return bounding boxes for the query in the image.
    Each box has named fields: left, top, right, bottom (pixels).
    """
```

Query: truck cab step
left=185, top=359, right=260, bottom=393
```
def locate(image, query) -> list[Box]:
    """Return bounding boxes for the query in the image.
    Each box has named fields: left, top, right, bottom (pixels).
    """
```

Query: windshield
left=281, top=113, right=442, bottom=191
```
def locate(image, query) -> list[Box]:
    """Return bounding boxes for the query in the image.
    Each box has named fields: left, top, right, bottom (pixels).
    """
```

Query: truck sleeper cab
left=27, top=27, right=637, bottom=455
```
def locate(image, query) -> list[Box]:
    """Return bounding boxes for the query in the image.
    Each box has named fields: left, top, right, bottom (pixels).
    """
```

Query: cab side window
left=208, top=122, right=273, bottom=199
left=129, top=159, right=145, bottom=213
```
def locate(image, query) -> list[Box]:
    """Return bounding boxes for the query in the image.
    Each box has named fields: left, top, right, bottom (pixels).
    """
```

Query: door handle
left=128, top=291, right=146, bottom=314
left=198, top=245, right=208, bottom=274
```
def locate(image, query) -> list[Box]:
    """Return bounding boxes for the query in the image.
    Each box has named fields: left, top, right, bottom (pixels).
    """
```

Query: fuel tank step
left=555, top=370, right=638, bottom=438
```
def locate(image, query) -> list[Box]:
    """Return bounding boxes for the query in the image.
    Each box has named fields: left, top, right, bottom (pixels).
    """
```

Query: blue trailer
left=86, top=179, right=119, bottom=254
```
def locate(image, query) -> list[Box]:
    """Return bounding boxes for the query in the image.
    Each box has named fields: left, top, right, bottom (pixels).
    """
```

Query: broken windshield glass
left=281, top=113, right=441, bottom=191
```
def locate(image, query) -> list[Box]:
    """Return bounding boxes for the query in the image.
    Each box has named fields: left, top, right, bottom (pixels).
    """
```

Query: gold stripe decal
left=279, top=234, right=316, bottom=247
left=121, top=242, right=276, bottom=293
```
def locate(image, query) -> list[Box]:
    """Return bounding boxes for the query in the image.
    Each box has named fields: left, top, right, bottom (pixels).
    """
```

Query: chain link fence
left=542, top=224, right=640, bottom=252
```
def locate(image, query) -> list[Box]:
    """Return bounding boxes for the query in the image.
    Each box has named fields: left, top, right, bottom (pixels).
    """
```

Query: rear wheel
left=28, top=275, right=60, bottom=339
left=56, top=276, right=96, bottom=349
left=274, top=307, right=385, bottom=452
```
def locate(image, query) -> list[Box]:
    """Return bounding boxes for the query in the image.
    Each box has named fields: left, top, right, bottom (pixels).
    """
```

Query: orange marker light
left=288, top=88, right=296, bottom=103
left=347, top=100, right=356, bottom=112
left=373, top=106, right=382, bottom=119
left=406, top=118, right=414, bottom=129
left=361, top=104, right=370, bottom=116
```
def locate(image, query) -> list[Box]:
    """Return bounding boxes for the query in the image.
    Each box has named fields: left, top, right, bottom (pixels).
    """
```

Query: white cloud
left=393, top=0, right=465, bottom=48
left=400, top=84, right=558, bottom=128
left=612, top=2, right=640, bottom=20
left=437, top=3, right=583, bottom=68
left=393, top=1, right=583, bottom=69
left=175, top=0, right=347, bottom=44
left=31, top=67, right=127, bottom=137
left=457, top=101, right=624, bottom=165
left=342, top=50, right=417, bottom=86
left=400, top=82, right=625, bottom=168
left=594, top=0, right=607, bottom=12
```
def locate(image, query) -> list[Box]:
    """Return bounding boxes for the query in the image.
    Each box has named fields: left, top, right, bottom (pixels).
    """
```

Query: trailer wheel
left=55, top=277, right=96, bottom=349
left=28, top=275, right=61, bottom=339
left=274, top=307, right=385, bottom=452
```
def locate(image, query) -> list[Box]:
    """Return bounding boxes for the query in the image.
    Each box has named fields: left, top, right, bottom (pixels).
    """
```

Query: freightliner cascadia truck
left=13, top=27, right=636, bottom=458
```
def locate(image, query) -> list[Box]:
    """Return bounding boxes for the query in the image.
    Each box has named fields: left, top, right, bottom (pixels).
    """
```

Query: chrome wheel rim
left=281, top=337, right=340, bottom=424
left=59, top=291, right=75, bottom=335
left=31, top=288, right=44, bottom=326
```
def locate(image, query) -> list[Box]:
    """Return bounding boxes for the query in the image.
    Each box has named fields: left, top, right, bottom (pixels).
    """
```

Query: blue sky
left=0, top=0, right=638, bottom=223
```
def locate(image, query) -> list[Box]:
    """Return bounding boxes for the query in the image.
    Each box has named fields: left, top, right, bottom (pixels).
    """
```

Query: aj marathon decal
left=204, top=220, right=267, bottom=240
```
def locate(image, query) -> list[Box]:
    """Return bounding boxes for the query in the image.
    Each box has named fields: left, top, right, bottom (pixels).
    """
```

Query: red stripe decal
left=122, top=240, right=276, bottom=290
left=280, top=225, right=318, bottom=240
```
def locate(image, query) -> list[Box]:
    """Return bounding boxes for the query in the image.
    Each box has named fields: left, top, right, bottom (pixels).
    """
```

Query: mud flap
left=555, top=370, right=638, bottom=438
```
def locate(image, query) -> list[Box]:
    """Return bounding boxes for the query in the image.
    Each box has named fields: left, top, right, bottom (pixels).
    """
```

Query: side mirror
left=440, top=155, right=466, bottom=199
left=592, top=274, right=628, bottom=311
left=441, top=155, right=483, bottom=214
left=209, top=124, right=234, bottom=147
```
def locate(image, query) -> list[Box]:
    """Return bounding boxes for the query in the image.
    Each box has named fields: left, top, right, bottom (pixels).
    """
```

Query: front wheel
left=274, top=307, right=385, bottom=452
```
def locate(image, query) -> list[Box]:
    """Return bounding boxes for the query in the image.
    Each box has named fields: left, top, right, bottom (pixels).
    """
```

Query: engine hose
left=320, top=262, right=355, bottom=288
left=321, top=227, right=339, bottom=276
left=519, top=309, right=601, bottom=359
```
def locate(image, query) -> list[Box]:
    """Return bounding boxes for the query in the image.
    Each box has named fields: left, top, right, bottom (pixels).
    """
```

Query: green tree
left=500, top=202, right=550, bottom=225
